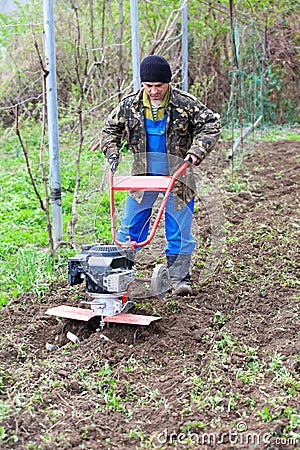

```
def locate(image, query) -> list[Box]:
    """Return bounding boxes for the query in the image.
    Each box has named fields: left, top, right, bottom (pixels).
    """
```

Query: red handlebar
left=109, top=161, right=191, bottom=251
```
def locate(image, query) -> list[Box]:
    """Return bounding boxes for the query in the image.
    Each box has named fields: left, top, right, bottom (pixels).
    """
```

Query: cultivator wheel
left=150, top=264, right=169, bottom=297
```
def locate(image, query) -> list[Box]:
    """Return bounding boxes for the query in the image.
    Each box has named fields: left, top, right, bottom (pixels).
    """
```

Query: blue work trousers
left=117, top=192, right=196, bottom=255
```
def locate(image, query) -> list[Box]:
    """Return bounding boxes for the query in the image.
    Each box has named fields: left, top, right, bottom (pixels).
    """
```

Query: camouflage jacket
left=101, top=87, right=221, bottom=208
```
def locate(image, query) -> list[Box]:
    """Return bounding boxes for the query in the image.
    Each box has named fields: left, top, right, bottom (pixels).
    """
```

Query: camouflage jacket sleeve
left=169, top=88, right=222, bottom=164
left=101, top=99, right=128, bottom=160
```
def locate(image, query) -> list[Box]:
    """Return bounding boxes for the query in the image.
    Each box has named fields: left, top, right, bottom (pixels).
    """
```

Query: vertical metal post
left=181, top=0, right=188, bottom=91
left=130, top=0, right=140, bottom=91
left=43, top=0, right=62, bottom=243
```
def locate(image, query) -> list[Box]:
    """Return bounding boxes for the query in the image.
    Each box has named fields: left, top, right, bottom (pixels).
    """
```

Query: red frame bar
left=109, top=161, right=190, bottom=250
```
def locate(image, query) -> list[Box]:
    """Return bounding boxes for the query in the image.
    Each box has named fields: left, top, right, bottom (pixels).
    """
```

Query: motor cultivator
left=46, top=161, right=190, bottom=327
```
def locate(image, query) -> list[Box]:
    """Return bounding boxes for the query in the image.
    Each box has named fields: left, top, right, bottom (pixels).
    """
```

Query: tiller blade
left=45, top=305, right=161, bottom=326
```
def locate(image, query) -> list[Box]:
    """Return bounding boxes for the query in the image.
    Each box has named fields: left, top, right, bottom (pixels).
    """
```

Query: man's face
left=142, top=82, right=169, bottom=105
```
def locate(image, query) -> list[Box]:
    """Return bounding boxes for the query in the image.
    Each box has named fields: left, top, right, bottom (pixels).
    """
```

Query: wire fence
left=226, top=12, right=272, bottom=167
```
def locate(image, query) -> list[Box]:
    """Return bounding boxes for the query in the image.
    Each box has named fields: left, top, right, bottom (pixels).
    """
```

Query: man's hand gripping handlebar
left=109, top=154, right=121, bottom=173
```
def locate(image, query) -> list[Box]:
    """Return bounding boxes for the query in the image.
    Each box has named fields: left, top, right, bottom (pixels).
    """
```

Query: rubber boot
left=167, top=254, right=193, bottom=296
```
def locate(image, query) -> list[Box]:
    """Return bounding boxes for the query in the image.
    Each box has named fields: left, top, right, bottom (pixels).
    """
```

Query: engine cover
left=68, top=244, right=135, bottom=294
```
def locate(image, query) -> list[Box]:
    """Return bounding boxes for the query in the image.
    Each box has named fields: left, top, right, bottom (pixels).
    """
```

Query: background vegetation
left=1, top=0, right=299, bottom=126
left=0, top=0, right=299, bottom=305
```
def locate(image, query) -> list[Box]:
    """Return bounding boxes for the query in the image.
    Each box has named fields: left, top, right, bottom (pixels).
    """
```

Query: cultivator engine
left=46, top=243, right=163, bottom=326
left=68, top=243, right=135, bottom=316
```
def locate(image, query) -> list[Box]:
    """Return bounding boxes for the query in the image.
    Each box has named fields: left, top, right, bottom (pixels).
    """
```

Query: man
left=101, top=55, right=221, bottom=295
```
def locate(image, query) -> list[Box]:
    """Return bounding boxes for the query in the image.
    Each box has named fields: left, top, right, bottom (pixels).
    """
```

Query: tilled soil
left=0, top=139, right=299, bottom=450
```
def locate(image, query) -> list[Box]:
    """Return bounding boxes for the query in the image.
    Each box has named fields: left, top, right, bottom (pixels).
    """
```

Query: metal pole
left=181, top=0, right=188, bottom=91
left=130, top=0, right=140, bottom=91
left=43, top=0, right=62, bottom=243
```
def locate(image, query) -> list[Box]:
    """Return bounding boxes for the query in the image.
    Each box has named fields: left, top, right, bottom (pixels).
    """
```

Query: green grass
left=0, top=121, right=115, bottom=305
left=220, top=124, right=300, bottom=142
left=256, top=126, right=300, bottom=141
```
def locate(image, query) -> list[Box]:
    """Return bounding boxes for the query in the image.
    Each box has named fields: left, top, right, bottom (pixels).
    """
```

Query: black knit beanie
left=140, top=55, right=172, bottom=83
